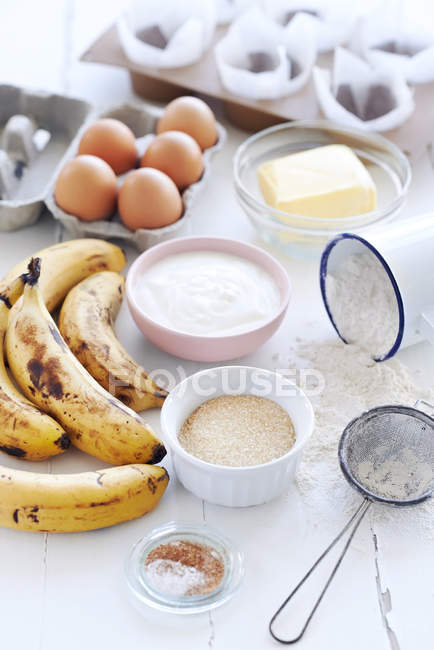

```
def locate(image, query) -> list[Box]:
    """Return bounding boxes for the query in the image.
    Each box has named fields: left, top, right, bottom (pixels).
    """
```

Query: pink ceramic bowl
left=126, top=236, right=291, bottom=362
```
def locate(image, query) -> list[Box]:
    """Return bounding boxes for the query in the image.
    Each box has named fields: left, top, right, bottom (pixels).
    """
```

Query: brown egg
left=141, top=131, right=204, bottom=190
left=55, top=155, right=118, bottom=221
left=157, top=97, right=218, bottom=150
left=119, top=168, right=182, bottom=230
left=78, top=118, right=137, bottom=175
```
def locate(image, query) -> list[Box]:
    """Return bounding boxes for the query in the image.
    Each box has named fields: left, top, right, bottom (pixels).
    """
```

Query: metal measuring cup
left=320, top=213, right=434, bottom=361
left=269, top=401, right=434, bottom=644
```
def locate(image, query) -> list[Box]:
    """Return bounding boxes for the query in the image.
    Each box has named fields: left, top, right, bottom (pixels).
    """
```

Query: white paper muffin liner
left=118, top=0, right=216, bottom=69
left=215, top=0, right=258, bottom=26
left=263, top=0, right=359, bottom=53
left=215, top=8, right=316, bottom=100
left=313, top=48, right=415, bottom=132
left=352, top=1, right=434, bottom=84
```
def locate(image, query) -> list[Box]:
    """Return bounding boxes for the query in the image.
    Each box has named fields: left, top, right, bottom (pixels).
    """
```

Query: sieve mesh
left=339, top=405, right=434, bottom=506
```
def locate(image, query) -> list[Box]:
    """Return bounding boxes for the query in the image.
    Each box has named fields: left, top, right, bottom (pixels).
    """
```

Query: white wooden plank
left=0, top=212, right=58, bottom=275
left=67, top=0, right=132, bottom=105
left=0, top=2, right=433, bottom=649
left=0, top=455, right=49, bottom=650
left=207, top=495, right=389, bottom=650
left=0, top=0, right=68, bottom=93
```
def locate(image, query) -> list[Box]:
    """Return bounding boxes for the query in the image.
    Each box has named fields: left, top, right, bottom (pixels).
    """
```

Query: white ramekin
left=160, top=366, right=315, bottom=507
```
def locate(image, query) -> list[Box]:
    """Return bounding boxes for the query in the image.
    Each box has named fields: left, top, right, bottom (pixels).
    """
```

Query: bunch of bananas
left=0, top=239, right=169, bottom=533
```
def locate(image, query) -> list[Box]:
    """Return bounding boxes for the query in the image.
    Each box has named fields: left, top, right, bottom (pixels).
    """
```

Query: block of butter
left=257, top=144, right=377, bottom=219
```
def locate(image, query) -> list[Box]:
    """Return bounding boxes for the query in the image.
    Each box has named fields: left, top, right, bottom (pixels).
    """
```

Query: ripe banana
left=0, top=463, right=169, bottom=532
left=0, top=273, right=69, bottom=461
left=6, top=259, right=166, bottom=466
left=0, top=238, right=125, bottom=312
left=58, top=271, right=168, bottom=412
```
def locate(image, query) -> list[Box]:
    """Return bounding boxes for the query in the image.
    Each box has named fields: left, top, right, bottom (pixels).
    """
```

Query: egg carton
left=0, top=84, right=92, bottom=231
left=45, top=103, right=226, bottom=251
left=0, top=84, right=226, bottom=250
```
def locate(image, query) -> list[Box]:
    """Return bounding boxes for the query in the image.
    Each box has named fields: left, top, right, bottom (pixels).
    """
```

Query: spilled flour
left=275, top=339, right=434, bottom=539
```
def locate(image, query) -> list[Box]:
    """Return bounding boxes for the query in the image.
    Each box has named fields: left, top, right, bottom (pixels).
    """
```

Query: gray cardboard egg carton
left=0, top=84, right=226, bottom=250
left=46, top=103, right=226, bottom=250
left=0, top=84, right=92, bottom=231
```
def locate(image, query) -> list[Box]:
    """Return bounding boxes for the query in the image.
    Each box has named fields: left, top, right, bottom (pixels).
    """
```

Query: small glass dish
left=125, top=521, right=245, bottom=617
left=233, top=121, right=411, bottom=259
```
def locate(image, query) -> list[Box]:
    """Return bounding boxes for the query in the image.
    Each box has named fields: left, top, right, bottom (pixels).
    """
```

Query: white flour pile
left=278, top=339, right=434, bottom=538
left=326, top=252, right=400, bottom=360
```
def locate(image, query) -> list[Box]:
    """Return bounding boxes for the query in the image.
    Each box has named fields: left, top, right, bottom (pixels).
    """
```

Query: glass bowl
left=233, top=121, right=411, bottom=258
left=125, top=521, right=244, bottom=618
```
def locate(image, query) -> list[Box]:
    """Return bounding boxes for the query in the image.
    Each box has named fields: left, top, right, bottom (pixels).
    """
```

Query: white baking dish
left=160, top=366, right=314, bottom=507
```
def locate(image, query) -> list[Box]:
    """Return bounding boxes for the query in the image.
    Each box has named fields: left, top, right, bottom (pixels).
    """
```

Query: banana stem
left=22, top=257, right=41, bottom=287
left=0, top=258, right=42, bottom=312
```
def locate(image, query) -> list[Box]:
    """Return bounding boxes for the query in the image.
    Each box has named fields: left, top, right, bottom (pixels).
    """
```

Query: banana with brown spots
left=59, top=271, right=167, bottom=412
left=0, top=463, right=169, bottom=532
left=6, top=259, right=166, bottom=466
left=0, top=238, right=126, bottom=313
left=0, top=272, right=69, bottom=461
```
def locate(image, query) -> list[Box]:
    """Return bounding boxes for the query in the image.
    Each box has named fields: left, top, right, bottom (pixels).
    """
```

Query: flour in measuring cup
left=325, top=252, right=400, bottom=360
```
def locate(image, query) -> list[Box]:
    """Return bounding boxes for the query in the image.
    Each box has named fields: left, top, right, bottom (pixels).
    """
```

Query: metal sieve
left=269, top=401, right=434, bottom=644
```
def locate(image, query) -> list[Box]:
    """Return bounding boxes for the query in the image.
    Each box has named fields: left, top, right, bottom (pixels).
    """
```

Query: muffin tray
left=82, top=23, right=434, bottom=155
left=0, top=85, right=226, bottom=249
left=82, top=24, right=319, bottom=132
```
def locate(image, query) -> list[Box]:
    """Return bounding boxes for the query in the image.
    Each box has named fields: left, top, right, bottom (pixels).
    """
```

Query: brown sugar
left=179, top=394, right=296, bottom=467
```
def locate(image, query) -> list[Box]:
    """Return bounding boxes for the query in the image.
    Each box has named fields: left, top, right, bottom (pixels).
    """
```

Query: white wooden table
left=0, top=2, right=433, bottom=649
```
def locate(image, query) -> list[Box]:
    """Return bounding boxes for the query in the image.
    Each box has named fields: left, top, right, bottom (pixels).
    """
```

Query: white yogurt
left=137, top=251, right=281, bottom=336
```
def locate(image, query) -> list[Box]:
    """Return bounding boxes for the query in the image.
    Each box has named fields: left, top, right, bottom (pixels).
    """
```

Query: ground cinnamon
left=144, top=540, right=225, bottom=597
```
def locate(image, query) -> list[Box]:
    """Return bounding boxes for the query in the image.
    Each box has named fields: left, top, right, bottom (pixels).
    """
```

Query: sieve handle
left=269, top=499, right=371, bottom=645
